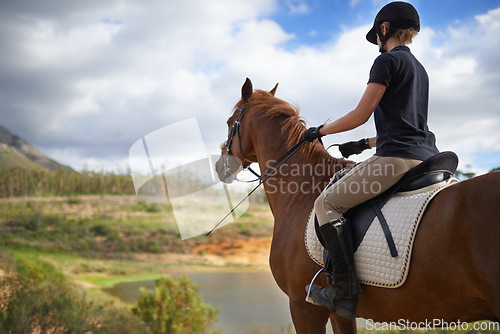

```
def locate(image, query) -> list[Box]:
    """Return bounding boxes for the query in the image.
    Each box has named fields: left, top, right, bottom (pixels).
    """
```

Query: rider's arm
left=368, top=137, right=376, bottom=148
left=319, top=83, right=386, bottom=136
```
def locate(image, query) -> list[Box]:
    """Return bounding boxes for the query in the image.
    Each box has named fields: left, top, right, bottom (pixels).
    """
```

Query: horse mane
left=244, top=90, right=350, bottom=171
left=250, top=90, right=305, bottom=143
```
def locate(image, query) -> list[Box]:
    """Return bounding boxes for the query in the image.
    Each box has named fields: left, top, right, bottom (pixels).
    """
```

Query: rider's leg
left=307, top=155, right=421, bottom=319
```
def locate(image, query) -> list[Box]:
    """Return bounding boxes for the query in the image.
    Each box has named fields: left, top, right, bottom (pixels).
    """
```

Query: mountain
left=0, top=124, right=73, bottom=171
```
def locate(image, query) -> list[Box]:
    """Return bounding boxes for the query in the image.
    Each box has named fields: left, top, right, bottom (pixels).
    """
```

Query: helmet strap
left=375, top=24, right=396, bottom=54
left=379, top=41, right=386, bottom=54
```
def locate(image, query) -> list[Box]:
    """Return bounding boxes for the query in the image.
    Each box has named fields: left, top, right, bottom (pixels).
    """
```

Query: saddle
left=315, top=151, right=459, bottom=258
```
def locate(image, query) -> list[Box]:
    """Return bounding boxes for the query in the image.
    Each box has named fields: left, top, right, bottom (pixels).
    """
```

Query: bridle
left=222, top=103, right=311, bottom=182
left=222, top=104, right=328, bottom=184
left=221, top=103, right=261, bottom=181
left=209, top=103, right=311, bottom=236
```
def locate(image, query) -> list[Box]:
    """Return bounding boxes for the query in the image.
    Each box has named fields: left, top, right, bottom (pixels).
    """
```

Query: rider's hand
left=338, top=138, right=371, bottom=158
left=304, top=125, right=324, bottom=142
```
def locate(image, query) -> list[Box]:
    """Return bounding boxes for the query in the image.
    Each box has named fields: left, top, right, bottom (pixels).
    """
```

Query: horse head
left=215, top=78, right=279, bottom=183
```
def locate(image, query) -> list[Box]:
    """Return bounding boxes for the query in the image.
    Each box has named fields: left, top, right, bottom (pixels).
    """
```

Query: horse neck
left=251, top=116, right=347, bottom=219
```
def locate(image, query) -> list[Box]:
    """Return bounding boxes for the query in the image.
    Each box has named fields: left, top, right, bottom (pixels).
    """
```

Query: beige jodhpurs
left=315, top=155, right=422, bottom=226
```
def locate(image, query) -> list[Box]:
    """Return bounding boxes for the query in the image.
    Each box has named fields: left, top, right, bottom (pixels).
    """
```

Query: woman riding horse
left=304, top=2, right=439, bottom=320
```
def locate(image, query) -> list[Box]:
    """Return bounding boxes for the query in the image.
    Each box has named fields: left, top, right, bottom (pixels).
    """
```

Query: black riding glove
left=304, top=125, right=324, bottom=142
left=338, top=138, right=371, bottom=158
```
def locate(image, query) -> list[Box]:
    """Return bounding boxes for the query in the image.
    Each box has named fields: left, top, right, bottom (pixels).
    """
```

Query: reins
left=206, top=137, right=308, bottom=237
left=235, top=139, right=311, bottom=183
left=206, top=105, right=330, bottom=236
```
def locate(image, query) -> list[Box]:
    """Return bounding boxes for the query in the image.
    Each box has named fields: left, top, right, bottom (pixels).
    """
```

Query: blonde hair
left=380, top=21, right=418, bottom=45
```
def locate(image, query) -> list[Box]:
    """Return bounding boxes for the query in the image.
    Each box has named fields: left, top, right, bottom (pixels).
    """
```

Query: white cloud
left=20, top=20, right=122, bottom=69
left=475, top=7, right=500, bottom=31
left=1, top=1, right=499, bottom=173
left=286, top=0, right=310, bottom=15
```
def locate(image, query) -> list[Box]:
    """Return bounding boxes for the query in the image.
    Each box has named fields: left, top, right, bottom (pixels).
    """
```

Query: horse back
left=428, top=172, right=500, bottom=233
left=413, top=172, right=500, bottom=319
left=358, top=172, right=500, bottom=323
left=418, top=172, right=500, bottom=260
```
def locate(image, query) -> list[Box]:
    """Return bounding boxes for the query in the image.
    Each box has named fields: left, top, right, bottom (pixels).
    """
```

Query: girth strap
left=372, top=204, right=398, bottom=257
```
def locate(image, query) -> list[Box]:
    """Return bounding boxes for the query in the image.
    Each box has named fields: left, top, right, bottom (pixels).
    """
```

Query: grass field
left=0, top=194, right=274, bottom=283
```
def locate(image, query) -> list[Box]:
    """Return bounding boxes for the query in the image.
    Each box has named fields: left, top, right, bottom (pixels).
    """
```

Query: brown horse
left=215, top=78, right=500, bottom=333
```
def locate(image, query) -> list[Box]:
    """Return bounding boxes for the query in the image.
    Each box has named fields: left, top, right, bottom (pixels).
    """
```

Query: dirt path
left=133, top=237, right=272, bottom=269
left=192, top=237, right=272, bottom=266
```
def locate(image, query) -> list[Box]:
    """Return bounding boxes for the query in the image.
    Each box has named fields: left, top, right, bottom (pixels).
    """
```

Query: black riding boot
left=306, top=217, right=362, bottom=320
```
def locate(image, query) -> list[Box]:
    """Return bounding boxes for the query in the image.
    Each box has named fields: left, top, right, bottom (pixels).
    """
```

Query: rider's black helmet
left=366, top=1, right=420, bottom=45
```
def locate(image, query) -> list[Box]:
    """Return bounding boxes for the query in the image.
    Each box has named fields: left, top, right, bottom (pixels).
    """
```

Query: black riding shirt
left=368, top=46, right=439, bottom=161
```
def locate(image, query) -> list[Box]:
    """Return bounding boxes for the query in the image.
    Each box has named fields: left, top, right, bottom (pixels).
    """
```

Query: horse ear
left=269, top=83, right=279, bottom=96
left=241, top=78, right=253, bottom=101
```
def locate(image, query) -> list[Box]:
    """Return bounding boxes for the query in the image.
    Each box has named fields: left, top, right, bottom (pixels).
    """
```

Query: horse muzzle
left=215, top=153, right=242, bottom=184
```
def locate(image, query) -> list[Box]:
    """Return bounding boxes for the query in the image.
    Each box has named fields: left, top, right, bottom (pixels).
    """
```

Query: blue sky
left=271, top=0, right=500, bottom=47
left=0, top=0, right=499, bottom=173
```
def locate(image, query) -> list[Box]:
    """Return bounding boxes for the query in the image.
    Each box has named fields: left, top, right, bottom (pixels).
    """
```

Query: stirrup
left=305, top=268, right=324, bottom=306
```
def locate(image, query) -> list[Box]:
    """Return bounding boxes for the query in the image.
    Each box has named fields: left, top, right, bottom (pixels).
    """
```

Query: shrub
left=0, top=259, right=94, bottom=333
left=91, top=223, right=113, bottom=236
left=0, top=167, right=135, bottom=197
left=0, top=258, right=150, bottom=333
left=132, top=275, right=219, bottom=334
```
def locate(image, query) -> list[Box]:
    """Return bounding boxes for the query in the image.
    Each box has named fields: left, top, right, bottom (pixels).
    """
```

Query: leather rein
left=207, top=104, right=309, bottom=236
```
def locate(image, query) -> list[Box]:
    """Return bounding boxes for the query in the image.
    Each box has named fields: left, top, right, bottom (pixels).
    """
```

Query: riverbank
left=0, top=194, right=284, bottom=332
left=0, top=194, right=274, bottom=289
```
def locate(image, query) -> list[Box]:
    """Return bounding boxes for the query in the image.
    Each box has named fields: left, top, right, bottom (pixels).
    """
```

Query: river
left=105, top=271, right=339, bottom=333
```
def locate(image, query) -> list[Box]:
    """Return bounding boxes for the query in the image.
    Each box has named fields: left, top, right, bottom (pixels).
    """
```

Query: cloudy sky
left=1, top=0, right=499, bottom=174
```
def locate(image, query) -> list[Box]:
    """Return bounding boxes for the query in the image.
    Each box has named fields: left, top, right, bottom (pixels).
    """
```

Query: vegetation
left=0, top=196, right=273, bottom=259
left=0, top=161, right=498, bottom=333
left=0, top=167, right=135, bottom=197
left=455, top=166, right=500, bottom=180
left=0, top=255, right=225, bottom=333
left=0, top=199, right=174, bottom=257
left=132, top=275, right=220, bottom=334
left=0, top=195, right=276, bottom=333
left=0, top=144, right=46, bottom=171
left=0, top=255, right=150, bottom=333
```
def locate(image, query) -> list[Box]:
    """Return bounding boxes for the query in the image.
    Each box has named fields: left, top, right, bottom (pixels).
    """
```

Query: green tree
left=132, top=275, right=219, bottom=334
left=455, top=169, right=476, bottom=179
left=455, top=166, right=500, bottom=180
